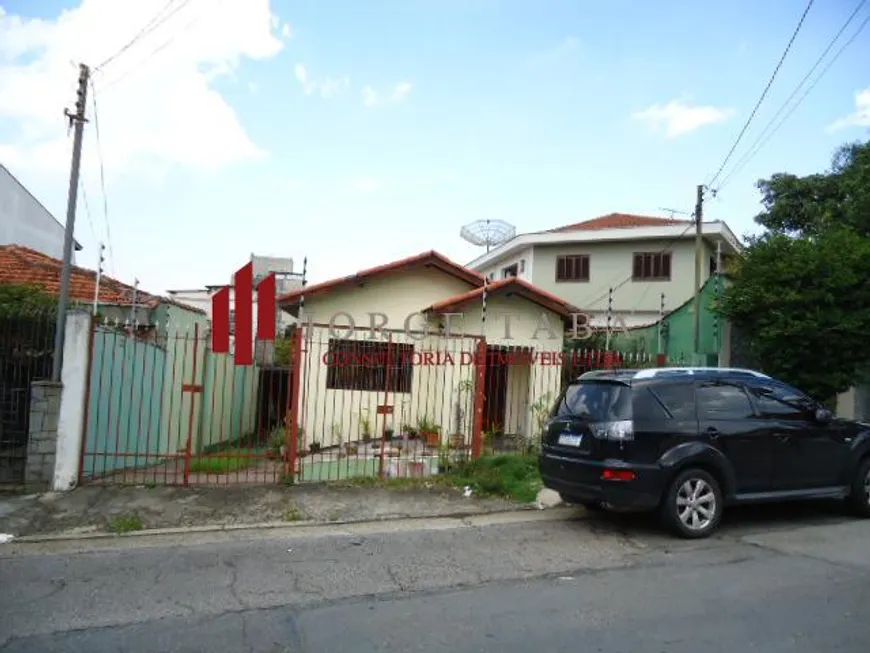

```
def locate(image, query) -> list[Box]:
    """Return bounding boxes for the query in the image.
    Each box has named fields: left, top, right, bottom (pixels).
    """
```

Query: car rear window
left=552, top=382, right=632, bottom=421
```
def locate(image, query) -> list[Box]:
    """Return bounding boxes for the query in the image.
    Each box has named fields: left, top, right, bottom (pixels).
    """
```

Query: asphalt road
left=1, top=503, right=869, bottom=652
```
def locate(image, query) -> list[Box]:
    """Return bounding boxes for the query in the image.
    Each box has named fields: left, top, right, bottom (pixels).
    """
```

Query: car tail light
left=594, top=420, right=634, bottom=442
left=601, top=469, right=636, bottom=481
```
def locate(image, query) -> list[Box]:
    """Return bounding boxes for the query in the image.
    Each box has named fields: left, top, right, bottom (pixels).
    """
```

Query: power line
left=78, top=175, right=97, bottom=243
left=89, top=80, right=115, bottom=276
left=716, top=3, right=870, bottom=192
left=95, top=0, right=189, bottom=72
left=706, top=0, right=816, bottom=188
left=99, top=1, right=214, bottom=92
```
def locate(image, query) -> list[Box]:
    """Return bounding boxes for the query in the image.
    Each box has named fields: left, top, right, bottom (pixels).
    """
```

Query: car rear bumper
left=540, top=450, right=664, bottom=510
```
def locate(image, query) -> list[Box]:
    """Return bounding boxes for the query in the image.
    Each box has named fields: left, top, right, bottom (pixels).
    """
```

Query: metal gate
left=0, top=311, right=55, bottom=487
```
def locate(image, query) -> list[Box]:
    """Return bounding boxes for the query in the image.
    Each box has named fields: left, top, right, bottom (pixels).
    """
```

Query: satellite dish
left=460, top=219, right=516, bottom=253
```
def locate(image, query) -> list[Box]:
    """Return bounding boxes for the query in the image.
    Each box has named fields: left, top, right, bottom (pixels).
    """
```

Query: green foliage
left=446, top=454, right=542, bottom=503
left=187, top=455, right=256, bottom=474
left=0, top=284, right=56, bottom=316
left=274, top=336, right=292, bottom=366
left=716, top=140, right=870, bottom=400
left=108, top=513, right=143, bottom=534
left=754, top=141, right=870, bottom=238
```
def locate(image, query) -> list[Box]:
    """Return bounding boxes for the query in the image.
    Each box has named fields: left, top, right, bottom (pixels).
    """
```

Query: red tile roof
left=277, top=250, right=485, bottom=306
left=0, top=245, right=205, bottom=314
left=548, top=213, right=691, bottom=233
left=423, top=277, right=579, bottom=318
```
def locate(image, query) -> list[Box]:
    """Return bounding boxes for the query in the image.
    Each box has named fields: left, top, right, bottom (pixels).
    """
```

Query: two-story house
left=466, top=213, right=742, bottom=329
left=0, top=164, right=82, bottom=263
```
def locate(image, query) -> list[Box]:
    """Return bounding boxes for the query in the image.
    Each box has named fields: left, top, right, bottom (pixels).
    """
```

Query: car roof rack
left=631, top=367, right=770, bottom=380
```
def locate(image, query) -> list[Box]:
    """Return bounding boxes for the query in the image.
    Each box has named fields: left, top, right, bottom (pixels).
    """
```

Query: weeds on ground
left=444, top=454, right=542, bottom=503
left=283, top=506, right=303, bottom=522
left=108, top=513, right=144, bottom=534
left=187, top=455, right=256, bottom=474
left=324, top=454, right=542, bottom=504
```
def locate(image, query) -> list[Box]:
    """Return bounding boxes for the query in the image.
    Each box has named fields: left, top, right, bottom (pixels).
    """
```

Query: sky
left=0, top=0, right=869, bottom=296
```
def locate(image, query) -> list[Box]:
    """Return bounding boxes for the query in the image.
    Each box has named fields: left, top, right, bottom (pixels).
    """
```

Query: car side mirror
left=814, top=408, right=833, bottom=424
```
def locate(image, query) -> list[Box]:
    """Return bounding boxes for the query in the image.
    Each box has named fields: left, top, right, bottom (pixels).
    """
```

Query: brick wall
left=25, top=381, right=62, bottom=490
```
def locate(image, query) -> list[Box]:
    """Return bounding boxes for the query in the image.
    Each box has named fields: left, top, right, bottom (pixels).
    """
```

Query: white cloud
left=294, top=62, right=349, bottom=98
left=0, top=0, right=285, bottom=177
left=361, top=81, right=413, bottom=108
left=631, top=99, right=734, bottom=138
left=827, top=88, right=870, bottom=131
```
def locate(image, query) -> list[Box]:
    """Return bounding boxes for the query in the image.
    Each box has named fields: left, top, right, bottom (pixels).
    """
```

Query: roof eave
left=467, top=221, right=744, bottom=270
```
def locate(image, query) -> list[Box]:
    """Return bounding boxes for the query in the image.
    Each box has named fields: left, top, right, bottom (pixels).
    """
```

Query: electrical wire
left=89, top=80, right=115, bottom=276
left=716, top=3, right=870, bottom=192
left=78, top=175, right=97, bottom=243
left=99, top=1, right=215, bottom=92
left=95, top=0, right=189, bottom=72
left=706, top=0, right=816, bottom=188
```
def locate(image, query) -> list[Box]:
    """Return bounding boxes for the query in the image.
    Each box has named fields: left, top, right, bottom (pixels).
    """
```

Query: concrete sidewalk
left=0, top=482, right=546, bottom=540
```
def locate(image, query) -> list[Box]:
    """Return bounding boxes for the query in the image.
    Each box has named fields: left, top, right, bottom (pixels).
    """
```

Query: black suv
left=539, top=367, right=870, bottom=538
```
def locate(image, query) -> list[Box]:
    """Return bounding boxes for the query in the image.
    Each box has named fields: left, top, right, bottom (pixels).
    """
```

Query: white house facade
left=0, top=164, right=81, bottom=263
left=467, top=213, right=743, bottom=328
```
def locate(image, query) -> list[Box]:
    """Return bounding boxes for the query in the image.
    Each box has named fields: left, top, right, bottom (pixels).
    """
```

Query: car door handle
left=775, top=433, right=791, bottom=443
left=705, top=427, right=721, bottom=439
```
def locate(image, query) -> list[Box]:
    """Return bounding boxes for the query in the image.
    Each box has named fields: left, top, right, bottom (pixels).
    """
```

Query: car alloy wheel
left=676, top=477, right=717, bottom=532
left=662, top=468, right=724, bottom=538
left=864, top=467, right=870, bottom=506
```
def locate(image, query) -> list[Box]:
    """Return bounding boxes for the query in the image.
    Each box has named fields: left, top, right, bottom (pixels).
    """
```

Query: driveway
left=1, top=501, right=867, bottom=652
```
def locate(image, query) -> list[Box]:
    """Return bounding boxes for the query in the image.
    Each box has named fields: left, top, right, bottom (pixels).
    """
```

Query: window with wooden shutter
left=555, top=255, right=590, bottom=282
left=632, top=252, right=672, bottom=281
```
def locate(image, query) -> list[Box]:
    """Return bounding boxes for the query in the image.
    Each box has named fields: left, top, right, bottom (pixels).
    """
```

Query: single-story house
left=277, top=250, right=578, bottom=453
left=0, top=244, right=206, bottom=336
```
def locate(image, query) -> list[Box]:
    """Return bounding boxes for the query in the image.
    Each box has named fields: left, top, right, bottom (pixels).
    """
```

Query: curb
left=10, top=504, right=571, bottom=545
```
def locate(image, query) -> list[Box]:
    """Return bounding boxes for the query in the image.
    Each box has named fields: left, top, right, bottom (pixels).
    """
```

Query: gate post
left=285, top=326, right=304, bottom=480
left=181, top=323, right=202, bottom=486
left=471, top=338, right=487, bottom=458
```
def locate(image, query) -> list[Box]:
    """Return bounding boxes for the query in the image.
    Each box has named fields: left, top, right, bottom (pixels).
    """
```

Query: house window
left=632, top=252, right=672, bottom=281
left=487, top=272, right=495, bottom=281
left=229, top=310, right=235, bottom=335
left=555, top=255, right=589, bottom=282
left=502, top=263, right=518, bottom=278
left=519, top=259, right=525, bottom=273
left=325, top=338, right=414, bottom=393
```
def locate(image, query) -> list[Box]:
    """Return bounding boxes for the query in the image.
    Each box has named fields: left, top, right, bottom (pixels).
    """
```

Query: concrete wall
left=480, top=246, right=535, bottom=282
left=0, top=165, right=74, bottom=263
left=496, top=239, right=717, bottom=324
left=24, top=311, right=90, bottom=491
left=25, top=382, right=61, bottom=489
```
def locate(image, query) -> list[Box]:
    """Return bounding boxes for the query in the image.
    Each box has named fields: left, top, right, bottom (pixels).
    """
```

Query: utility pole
left=658, top=292, right=665, bottom=355
left=52, top=63, right=90, bottom=382
left=130, top=278, right=140, bottom=330
left=692, top=184, right=704, bottom=360
left=92, top=242, right=105, bottom=316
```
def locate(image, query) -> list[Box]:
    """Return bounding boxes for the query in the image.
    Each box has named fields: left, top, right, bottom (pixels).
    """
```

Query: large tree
left=717, top=140, right=870, bottom=402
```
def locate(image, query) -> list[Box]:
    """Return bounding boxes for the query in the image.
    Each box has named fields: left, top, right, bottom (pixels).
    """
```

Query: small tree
left=0, top=284, right=56, bottom=317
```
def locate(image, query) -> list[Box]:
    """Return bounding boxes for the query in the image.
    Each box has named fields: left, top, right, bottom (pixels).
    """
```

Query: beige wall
left=482, top=246, right=535, bottom=282
left=295, top=273, right=565, bottom=449
left=521, top=239, right=716, bottom=318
